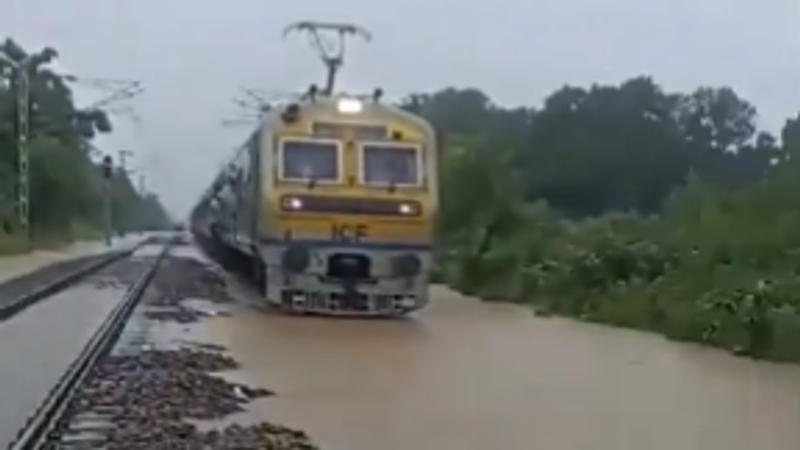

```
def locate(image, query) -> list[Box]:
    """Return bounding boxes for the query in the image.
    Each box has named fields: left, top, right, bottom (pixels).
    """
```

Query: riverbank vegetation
left=0, top=38, right=169, bottom=253
left=409, top=79, right=800, bottom=362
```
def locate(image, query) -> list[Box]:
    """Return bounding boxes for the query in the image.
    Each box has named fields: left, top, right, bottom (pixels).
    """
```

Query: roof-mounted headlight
left=337, top=98, right=362, bottom=114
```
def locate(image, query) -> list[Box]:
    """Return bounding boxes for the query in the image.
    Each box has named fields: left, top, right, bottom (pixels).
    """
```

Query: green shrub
left=437, top=168, right=800, bottom=363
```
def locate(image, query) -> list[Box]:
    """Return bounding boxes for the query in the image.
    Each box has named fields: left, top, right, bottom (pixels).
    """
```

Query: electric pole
left=15, top=65, right=30, bottom=238
left=102, top=155, right=113, bottom=246
left=118, top=149, right=133, bottom=174
left=1, top=48, right=56, bottom=240
left=0, top=49, right=140, bottom=242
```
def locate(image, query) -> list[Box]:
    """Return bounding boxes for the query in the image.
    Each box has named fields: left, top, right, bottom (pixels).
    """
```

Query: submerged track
left=7, top=242, right=170, bottom=449
left=0, top=240, right=153, bottom=321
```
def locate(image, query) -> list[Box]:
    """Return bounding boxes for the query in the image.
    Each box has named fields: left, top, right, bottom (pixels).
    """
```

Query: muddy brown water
left=3, top=240, right=798, bottom=448
left=178, top=270, right=800, bottom=450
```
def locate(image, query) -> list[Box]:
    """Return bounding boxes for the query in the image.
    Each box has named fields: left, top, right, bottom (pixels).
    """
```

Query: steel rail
left=0, top=237, right=155, bottom=321
left=7, top=241, right=171, bottom=449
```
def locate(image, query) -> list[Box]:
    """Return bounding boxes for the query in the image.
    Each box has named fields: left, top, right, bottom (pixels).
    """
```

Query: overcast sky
left=2, top=0, right=798, bottom=218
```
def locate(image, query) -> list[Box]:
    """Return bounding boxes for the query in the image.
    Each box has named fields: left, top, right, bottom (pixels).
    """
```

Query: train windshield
left=362, top=144, right=420, bottom=186
left=281, top=140, right=339, bottom=182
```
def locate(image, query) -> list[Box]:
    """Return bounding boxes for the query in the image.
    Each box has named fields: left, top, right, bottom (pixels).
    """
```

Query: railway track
left=7, top=241, right=171, bottom=449
left=0, top=238, right=156, bottom=322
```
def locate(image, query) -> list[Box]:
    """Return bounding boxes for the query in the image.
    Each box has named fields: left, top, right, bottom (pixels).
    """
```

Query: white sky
left=2, top=0, right=798, bottom=218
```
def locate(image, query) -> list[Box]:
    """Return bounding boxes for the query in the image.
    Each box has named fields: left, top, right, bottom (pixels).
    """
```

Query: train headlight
left=398, top=202, right=420, bottom=216
left=281, top=196, right=304, bottom=211
left=337, top=98, right=363, bottom=114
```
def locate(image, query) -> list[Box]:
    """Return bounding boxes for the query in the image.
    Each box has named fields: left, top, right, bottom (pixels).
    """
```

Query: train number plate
left=331, top=223, right=369, bottom=242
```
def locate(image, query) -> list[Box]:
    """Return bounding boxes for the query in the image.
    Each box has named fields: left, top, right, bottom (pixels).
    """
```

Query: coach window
left=279, top=139, right=341, bottom=183
left=361, top=143, right=421, bottom=187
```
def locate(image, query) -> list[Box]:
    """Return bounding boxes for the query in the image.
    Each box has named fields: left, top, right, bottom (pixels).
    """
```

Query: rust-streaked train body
left=191, top=93, right=438, bottom=315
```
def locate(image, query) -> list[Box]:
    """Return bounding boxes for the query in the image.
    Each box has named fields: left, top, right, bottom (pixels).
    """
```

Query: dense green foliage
left=413, top=79, right=800, bottom=361
left=0, top=38, right=169, bottom=251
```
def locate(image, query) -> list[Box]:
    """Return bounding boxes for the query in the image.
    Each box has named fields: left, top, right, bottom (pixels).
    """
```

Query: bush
left=438, top=169, right=800, bottom=363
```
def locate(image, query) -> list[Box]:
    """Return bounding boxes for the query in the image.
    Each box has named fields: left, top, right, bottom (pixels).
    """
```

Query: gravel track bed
left=59, top=255, right=318, bottom=449
left=148, top=256, right=231, bottom=304
left=89, top=257, right=156, bottom=287
left=140, top=255, right=232, bottom=324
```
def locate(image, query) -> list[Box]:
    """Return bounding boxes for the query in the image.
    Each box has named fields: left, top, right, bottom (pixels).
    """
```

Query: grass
left=0, top=221, right=103, bottom=256
left=0, top=233, right=31, bottom=255
left=437, top=175, right=800, bottom=363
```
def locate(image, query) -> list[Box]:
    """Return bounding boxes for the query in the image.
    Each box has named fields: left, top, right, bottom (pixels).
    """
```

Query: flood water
left=0, top=245, right=156, bottom=442
left=0, top=283, right=124, bottom=440
left=0, top=234, right=144, bottom=283
left=194, top=277, right=800, bottom=450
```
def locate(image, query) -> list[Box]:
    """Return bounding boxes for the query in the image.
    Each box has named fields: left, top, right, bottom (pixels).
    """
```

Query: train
left=190, top=28, right=439, bottom=315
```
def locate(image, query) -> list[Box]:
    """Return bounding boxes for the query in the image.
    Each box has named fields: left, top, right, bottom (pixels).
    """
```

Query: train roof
left=259, top=93, right=435, bottom=137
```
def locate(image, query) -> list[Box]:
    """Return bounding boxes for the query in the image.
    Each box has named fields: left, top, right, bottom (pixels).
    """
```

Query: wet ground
left=0, top=234, right=146, bottom=284
left=56, top=245, right=315, bottom=448
left=175, top=245, right=800, bottom=450
left=0, top=253, right=106, bottom=307
left=5, top=240, right=800, bottom=449
left=0, top=246, right=156, bottom=441
left=0, top=284, right=125, bottom=440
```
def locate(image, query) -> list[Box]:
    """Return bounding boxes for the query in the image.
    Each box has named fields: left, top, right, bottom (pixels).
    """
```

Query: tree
left=411, top=79, right=777, bottom=220
left=0, top=37, right=168, bottom=241
left=28, top=136, right=103, bottom=231
left=521, top=77, right=689, bottom=215
left=673, top=87, right=763, bottom=186
left=782, top=114, right=800, bottom=161
left=401, top=88, right=491, bottom=136
left=438, top=135, right=521, bottom=245
left=0, top=38, right=113, bottom=143
left=675, top=87, right=757, bottom=154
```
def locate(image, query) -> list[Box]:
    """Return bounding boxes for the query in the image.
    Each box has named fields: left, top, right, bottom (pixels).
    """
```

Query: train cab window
left=280, top=139, right=340, bottom=182
left=361, top=144, right=421, bottom=186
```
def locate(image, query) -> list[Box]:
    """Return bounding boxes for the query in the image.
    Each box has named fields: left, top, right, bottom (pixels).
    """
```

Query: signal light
left=102, top=155, right=113, bottom=178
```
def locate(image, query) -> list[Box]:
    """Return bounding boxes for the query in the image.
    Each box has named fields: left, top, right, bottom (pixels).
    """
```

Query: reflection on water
left=196, top=277, right=800, bottom=450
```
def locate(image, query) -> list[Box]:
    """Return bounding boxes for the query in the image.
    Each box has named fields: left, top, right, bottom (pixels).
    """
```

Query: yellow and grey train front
left=258, top=93, right=438, bottom=315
